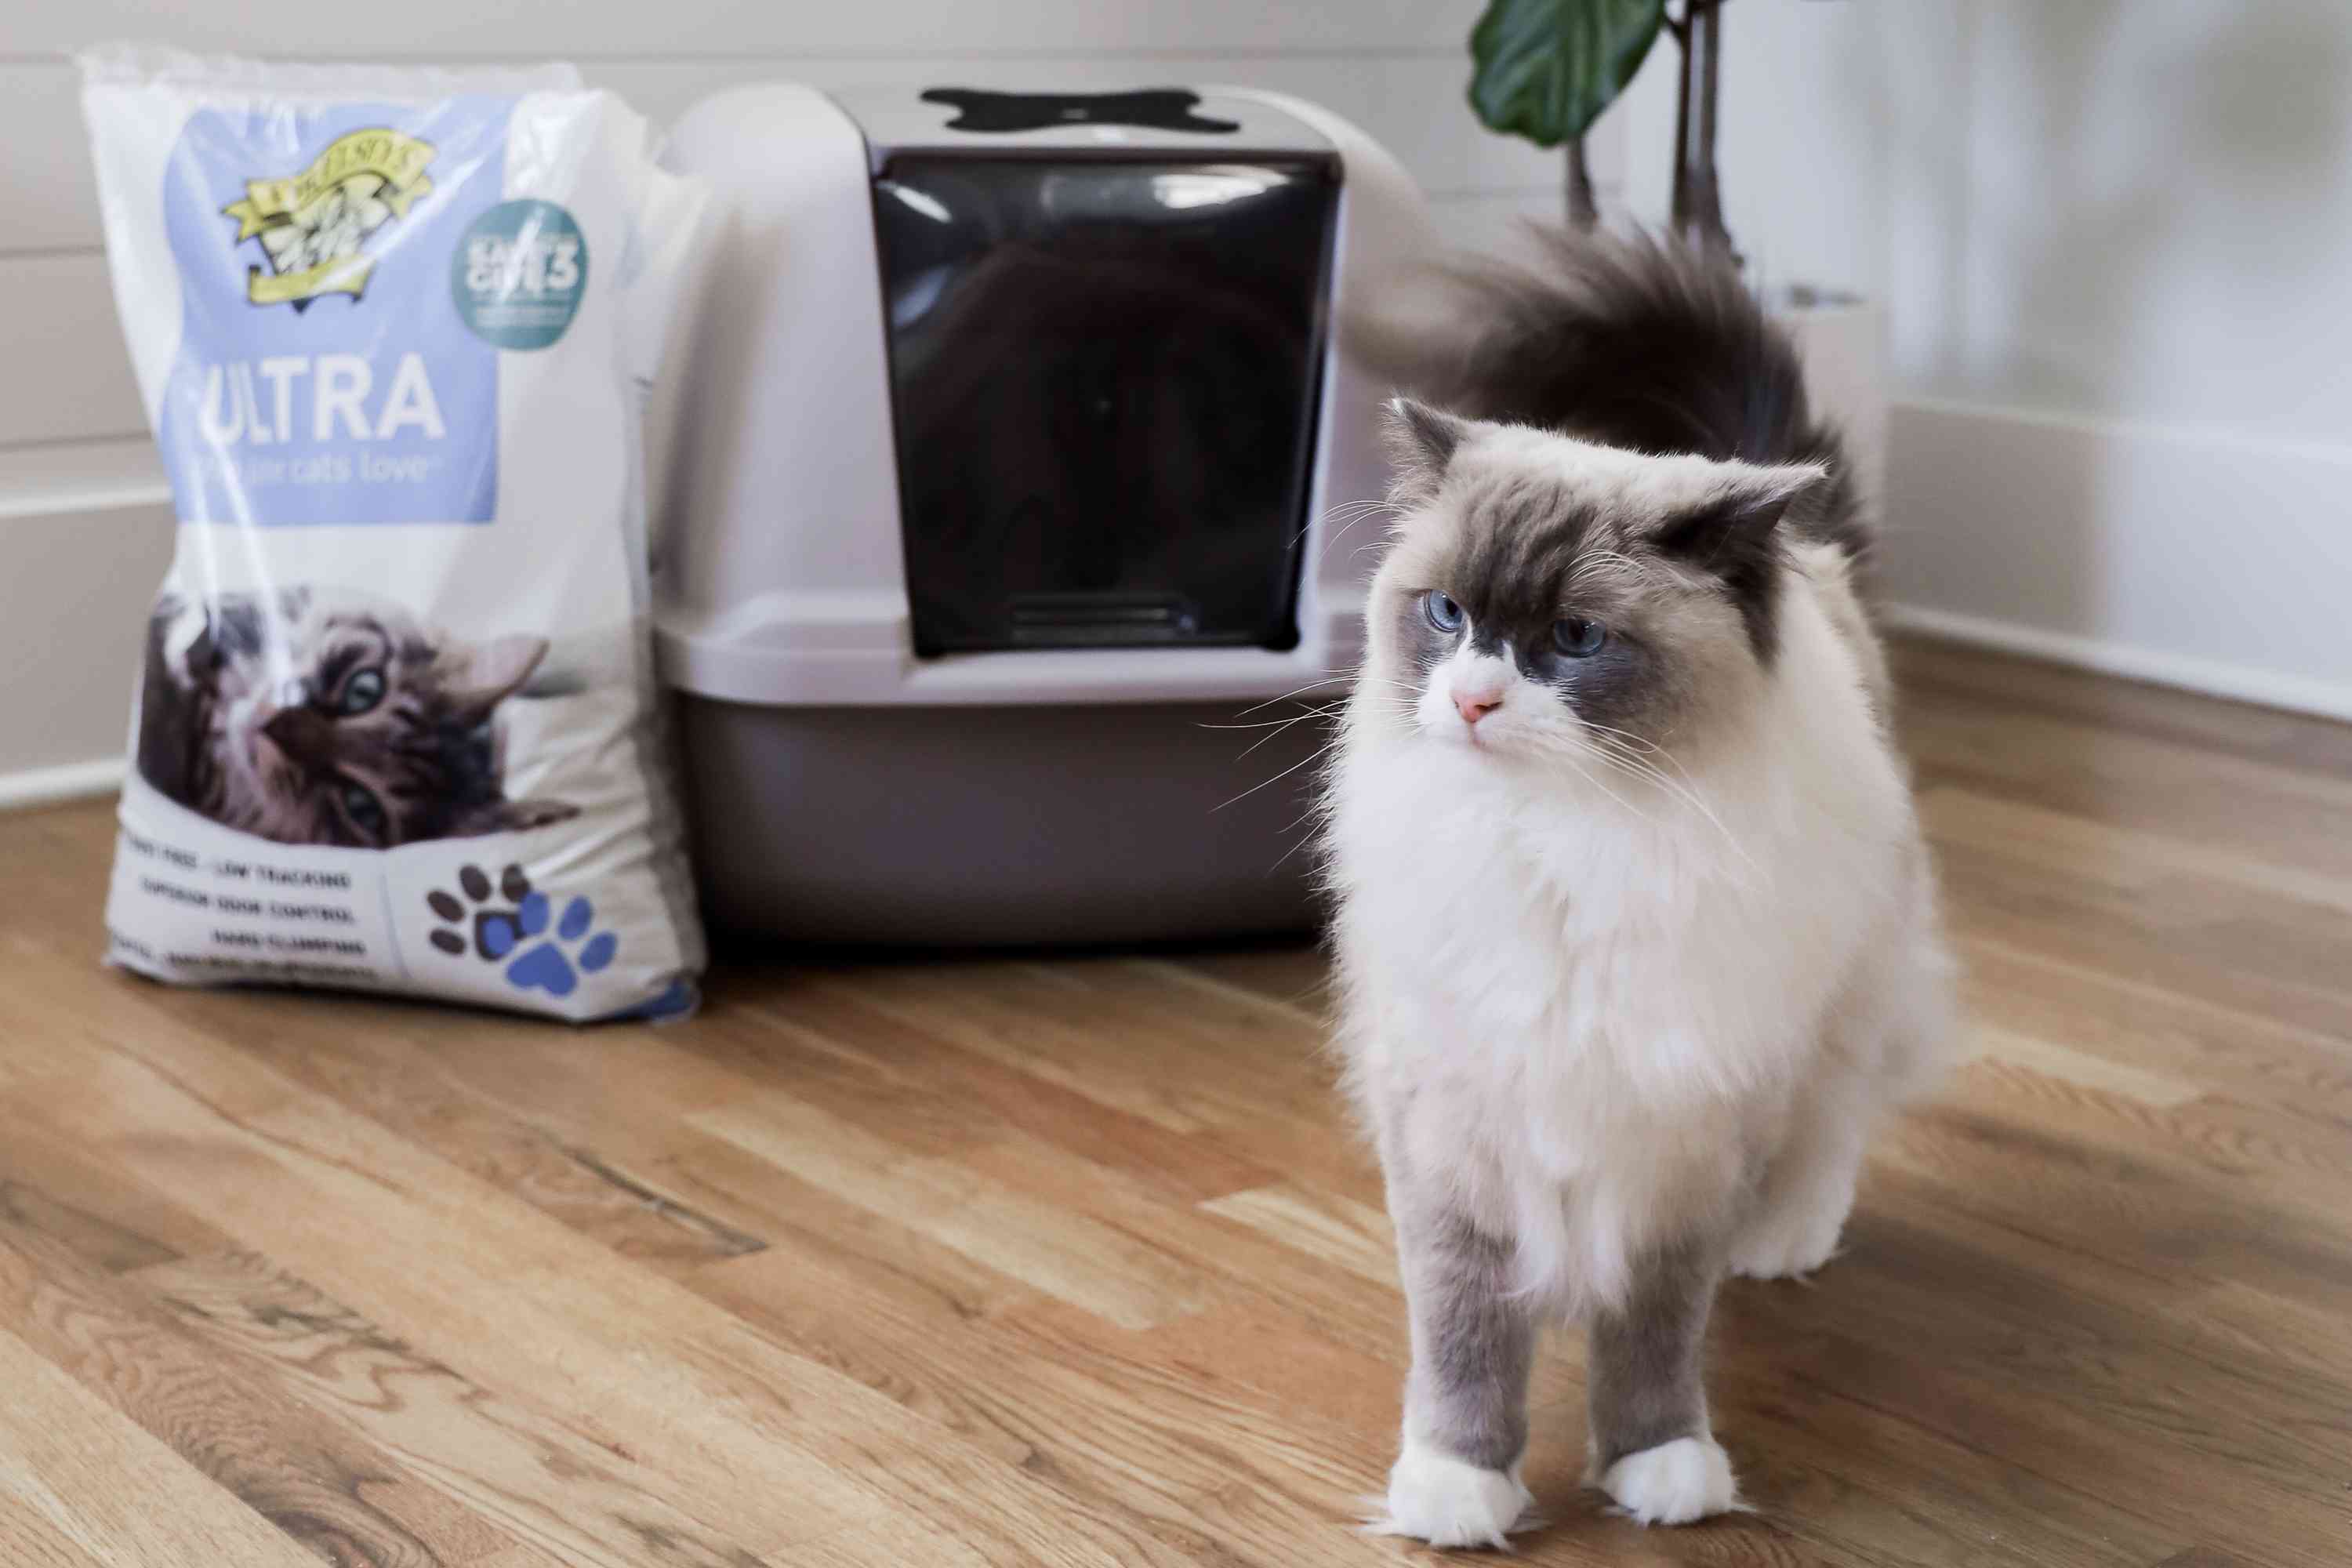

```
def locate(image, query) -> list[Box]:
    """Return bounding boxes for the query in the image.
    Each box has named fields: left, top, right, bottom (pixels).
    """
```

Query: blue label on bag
left=155, top=99, right=514, bottom=525
left=453, top=200, right=588, bottom=350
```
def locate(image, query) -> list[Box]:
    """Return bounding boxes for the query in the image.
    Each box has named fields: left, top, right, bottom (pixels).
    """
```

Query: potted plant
left=1464, top=0, right=1887, bottom=508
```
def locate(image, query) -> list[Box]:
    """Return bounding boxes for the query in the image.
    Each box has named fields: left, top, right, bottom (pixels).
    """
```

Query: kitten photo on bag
left=135, top=586, right=579, bottom=849
left=1325, top=231, right=1956, bottom=1542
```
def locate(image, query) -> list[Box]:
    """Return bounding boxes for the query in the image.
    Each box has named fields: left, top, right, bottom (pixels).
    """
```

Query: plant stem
left=1693, top=0, right=1729, bottom=253
left=1669, top=0, right=1733, bottom=256
left=1669, top=2, right=1695, bottom=236
left=1698, top=2, right=1719, bottom=177
left=1566, top=136, right=1597, bottom=230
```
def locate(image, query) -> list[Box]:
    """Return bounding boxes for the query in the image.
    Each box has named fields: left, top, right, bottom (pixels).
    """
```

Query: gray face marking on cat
left=136, top=587, right=580, bottom=849
left=1439, top=472, right=1684, bottom=742
left=1365, top=416, right=1823, bottom=757
left=1584, top=1235, right=1721, bottom=1470
left=1425, top=464, right=1691, bottom=742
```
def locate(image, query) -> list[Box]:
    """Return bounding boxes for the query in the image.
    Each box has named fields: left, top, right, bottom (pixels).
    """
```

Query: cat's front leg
left=1586, top=1238, right=1741, bottom=1525
left=1368, top=1188, right=1538, bottom=1550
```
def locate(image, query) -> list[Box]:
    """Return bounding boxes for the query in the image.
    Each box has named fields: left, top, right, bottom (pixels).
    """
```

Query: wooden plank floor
left=2, top=639, right=2350, bottom=1567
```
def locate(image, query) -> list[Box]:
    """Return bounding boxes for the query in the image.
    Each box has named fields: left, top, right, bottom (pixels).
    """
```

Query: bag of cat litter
left=80, top=46, right=709, bottom=1021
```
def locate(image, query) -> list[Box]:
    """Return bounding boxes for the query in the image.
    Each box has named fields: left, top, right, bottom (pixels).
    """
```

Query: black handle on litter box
left=921, top=88, right=1241, bottom=136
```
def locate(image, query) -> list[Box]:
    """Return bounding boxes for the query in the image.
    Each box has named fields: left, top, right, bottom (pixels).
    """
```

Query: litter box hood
left=646, top=83, right=1432, bottom=945
left=648, top=82, right=1435, bottom=709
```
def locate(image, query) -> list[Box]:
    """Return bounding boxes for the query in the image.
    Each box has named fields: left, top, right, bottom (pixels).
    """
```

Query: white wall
left=1615, top=0, right=2352, bottom=719
left=0, top=4, right=1610, bottom=797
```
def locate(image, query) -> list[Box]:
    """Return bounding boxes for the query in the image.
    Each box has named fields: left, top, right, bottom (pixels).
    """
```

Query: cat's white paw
left=1727, top=1195, right=1848, bottom=1280
left=1363, top=1439, right=1535, bottom=1550
left=1599, top=1436, right=1738, bottom=1526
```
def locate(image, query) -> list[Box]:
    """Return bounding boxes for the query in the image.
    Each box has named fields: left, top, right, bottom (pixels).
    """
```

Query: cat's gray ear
left=1384, top=397, right=1474, bottom=503
left=1651, top=462, right=1828, bottom=557
left=443, top=635, right=550, bottom=727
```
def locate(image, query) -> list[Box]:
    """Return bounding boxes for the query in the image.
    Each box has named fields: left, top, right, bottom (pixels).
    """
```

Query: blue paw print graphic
left=493, top=890, right=619, bottom=997
left=427, top=864, right=619, bottom=997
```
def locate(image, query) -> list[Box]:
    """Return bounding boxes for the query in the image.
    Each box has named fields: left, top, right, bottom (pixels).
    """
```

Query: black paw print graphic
left=426, top=863, right=618, bottom=999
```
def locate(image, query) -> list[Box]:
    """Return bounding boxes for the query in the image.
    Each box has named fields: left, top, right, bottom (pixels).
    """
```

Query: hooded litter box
left=654, top=84, right=1432, bottom=945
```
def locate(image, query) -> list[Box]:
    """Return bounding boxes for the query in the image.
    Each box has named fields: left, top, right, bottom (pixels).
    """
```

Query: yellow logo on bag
left=220, top=129, right=437, bottom=307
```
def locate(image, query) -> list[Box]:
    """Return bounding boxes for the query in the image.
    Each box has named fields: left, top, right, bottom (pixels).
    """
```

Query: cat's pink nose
left=1454, top=690, right=1503, bottom=725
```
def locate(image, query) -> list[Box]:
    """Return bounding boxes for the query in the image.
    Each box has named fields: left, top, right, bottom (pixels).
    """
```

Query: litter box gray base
left=676, top=696, right=1332, bottom=946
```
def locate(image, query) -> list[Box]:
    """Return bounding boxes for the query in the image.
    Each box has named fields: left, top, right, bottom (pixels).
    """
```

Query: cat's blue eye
left=339, top=667, right=385, bottom=717
left=1552, top=617, right=1606, bottom=658
left=1422, top=590, right=1465, bottom=635
left=339, top=781, right=388, bottom=840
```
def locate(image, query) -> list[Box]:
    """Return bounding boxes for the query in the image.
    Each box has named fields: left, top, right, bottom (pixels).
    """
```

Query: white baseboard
left=0, top=757, right=122, bottom=812
left=1882, top=602, right=2352, bottom=724
left=0, top=438, right=169, bottom=522
left=0, top=505, right=168, bottom=799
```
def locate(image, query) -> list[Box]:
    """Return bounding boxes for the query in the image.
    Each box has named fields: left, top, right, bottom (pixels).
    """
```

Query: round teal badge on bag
left=452, top=200, right=588, bottom=350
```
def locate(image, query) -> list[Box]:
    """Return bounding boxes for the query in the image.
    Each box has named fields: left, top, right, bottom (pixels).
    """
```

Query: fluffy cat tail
left=1346, top=227, right=1868, bottom=564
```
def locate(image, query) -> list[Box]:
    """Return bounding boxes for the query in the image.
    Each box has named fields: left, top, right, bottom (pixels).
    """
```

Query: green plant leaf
left=1468, top=0, right=1668, bottom=148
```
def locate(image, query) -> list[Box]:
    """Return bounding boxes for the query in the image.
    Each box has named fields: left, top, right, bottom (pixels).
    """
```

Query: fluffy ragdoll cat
left=1323, top=232, right=1954, bottom=1542
left=136, top=586, right=579, bottom=848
